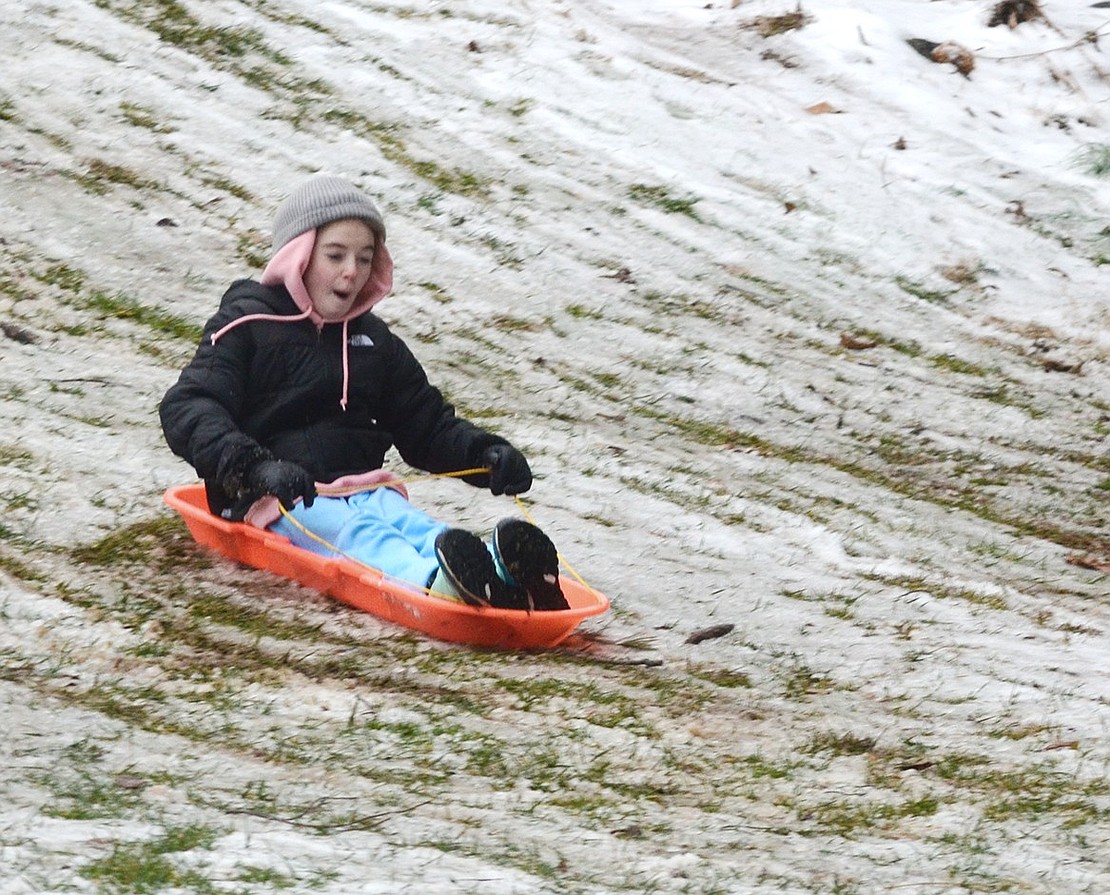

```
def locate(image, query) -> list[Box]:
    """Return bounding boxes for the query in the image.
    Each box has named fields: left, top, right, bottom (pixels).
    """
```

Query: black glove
left=247, top=459, right=316, bottom=510
left=483, top=445, right=532, bottom=496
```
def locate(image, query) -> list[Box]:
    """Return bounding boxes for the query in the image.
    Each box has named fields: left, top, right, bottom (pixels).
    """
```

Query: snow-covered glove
left=247, top=459, right=316, bottom=510
left=483, top=445, right=532, bottom=496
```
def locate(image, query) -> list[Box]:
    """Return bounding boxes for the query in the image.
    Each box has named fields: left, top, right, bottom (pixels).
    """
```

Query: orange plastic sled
left=163, top=483, right=609, bottom=650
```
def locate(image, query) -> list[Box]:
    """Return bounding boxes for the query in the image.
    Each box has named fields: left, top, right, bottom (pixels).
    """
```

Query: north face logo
left=349, top=334, right=375, bottom=347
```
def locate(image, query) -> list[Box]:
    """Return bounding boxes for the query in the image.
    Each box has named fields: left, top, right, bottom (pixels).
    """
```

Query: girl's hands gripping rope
left=482, top=445, right=532, bottom=496
left=248, top=459, right=317, bottom=510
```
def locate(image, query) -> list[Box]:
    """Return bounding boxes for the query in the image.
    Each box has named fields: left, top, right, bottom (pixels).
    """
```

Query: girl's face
left=304, top=219, right=376, bottom=321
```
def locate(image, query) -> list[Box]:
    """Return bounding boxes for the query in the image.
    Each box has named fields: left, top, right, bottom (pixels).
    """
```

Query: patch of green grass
left=929, top=353, right=991, bottom=377
left=507, top=98, right=533, bottom=118
left=0, top=92, right=17, bottom=122
left=5, top=490, right=38, bottom=512
left=235, top=863, right=340, bottom=889
left=74, top=414, right=115, bottom=429
left=0, top=444, right=35, bottom=470
left=803, top=731, right=876, bottom=756
left=781, top=661, right=837, bottom=698
left=415, top=281, right=451, bottom=305
left=987, top=722, right=1057, bottom=742
left=415, top=193, right=444, bottom=215
left=865, top=573, right=1009, bottom=611
left=235, top=230, right=269, bottom=269
left=119, top=101, right=174, bottom=133
left=1074, top=143, right=1110, bottom=177
left=73, top=158, right=162, bottom=195
left=589, top=370, right=625, bottom=391
left=71, top=514, right=200, bottom=570
left=40, top=770, right=147, bottom=821
left=34, top=262, right=87, bottom=292
left=972, top=383, right=1046, bottom=418
left=736, top=753, right=797, bottom=780
left=634, top=405, right=804, bottom=458
left=185, top=591, right=326, bottom=643
left=199, top=172, right=254, bottom=202
left=55, top=36, right=122, bottom=63
left=940, top=761, right=1110, bottom=827
left=687, top=666, right=752, bottom=688
left=123, top=0, right=285, bottom=62
left=895, top=275, right=955, bottom=304
left=101, top=0, right=335, bottom=120
left=496, top=676, right=623, bottom=710
left=69, top=290, right=204, bottom=342
left=0, top=549, right=45, bottom=579
left=320, top=111, right=492, bottom=198
left=628, top=183, right=701, bottom=220
left=78, top=684, right=165, bottom=728
left=219, top=781, right=404, bottom=839
left=27, top=256, right=203, bottom=346
left=235, top=866, right=299, bottom=888
left=407, top=158, right=489, bottom=198
left=802, top=793, right=939, bottom=837
left=79, top=823, right=222, bottom=893
left=490, top=313, right=542, bottom=334
left=478, top=232, right=524, bottom=268
left=33, top=737, right=158, bottom=826
left=463, top=735, right=513, bottom=779
left=565, top=303, right=605, bottom=320
left=745, top=8, right=813, bottom=38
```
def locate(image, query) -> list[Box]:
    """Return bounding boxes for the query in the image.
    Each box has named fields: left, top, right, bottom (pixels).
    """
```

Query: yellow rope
left=511, top=495, right=593, bottom=591
left=275, top=467, right=594, bottom=600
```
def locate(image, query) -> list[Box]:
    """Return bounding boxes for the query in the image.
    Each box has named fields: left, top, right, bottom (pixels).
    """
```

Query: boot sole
left=434, top=529, right=527, bottom=610
left=493, top=519, right=569, bottom=611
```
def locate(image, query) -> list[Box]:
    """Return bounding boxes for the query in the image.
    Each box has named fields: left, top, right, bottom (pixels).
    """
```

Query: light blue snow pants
left=270, top=488, right=449, bottom=589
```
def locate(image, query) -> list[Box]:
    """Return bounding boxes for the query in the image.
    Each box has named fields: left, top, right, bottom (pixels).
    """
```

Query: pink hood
left=259, top=229, right=394, bottom=324
left=210, top=228, right=395, bottom=410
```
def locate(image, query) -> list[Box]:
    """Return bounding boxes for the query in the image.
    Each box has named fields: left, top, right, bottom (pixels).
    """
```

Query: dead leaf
left=686, top=623, right=735, bottom=645
left=805, top=101, right=840, bottom=115
left=1044, top=740, right=1079, bottom=751
left=931, top=41, right=975, bottom=77
left=1042, top=358, right=1083, bottom=375
left=906, top=38, right=975, bottom=77
left=988, top=1, right=1044, bottom=29
left=602, top=266, right=635, bottom=283
left=1065, top=554, right=1110, bottom=572
left=2, top=322, right=38, bottom=344
left=840, top=332, right=878, bottom=350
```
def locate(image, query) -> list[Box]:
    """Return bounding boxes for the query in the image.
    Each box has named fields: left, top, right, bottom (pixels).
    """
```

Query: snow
left=2, top=0, right=1110, bottom=892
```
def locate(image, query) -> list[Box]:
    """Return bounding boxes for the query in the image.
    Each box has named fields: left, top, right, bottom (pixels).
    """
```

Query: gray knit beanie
left=271, top=175, right=387, bottom=254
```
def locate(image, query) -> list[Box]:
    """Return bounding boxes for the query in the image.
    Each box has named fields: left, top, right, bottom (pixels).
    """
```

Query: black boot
left=433, top=528, right=527, bottom=609
left=493, top=519, right=569, bottom=611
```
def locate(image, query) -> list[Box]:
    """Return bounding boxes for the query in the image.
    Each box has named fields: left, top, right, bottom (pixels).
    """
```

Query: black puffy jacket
left=160, top=280, right=510, bottom=518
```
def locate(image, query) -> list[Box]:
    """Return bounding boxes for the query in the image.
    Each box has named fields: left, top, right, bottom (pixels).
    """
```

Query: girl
left=160, top=174, right=567, bottom=611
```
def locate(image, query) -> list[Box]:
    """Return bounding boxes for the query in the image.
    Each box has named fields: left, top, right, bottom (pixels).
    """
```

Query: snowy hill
left=2, top=1, right=1109, bottom=892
